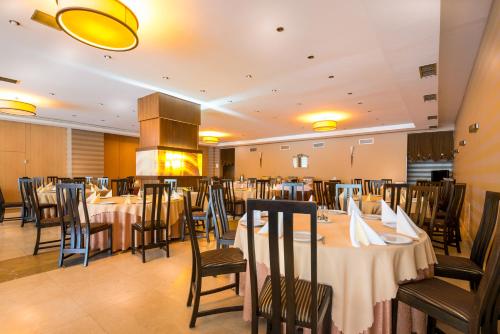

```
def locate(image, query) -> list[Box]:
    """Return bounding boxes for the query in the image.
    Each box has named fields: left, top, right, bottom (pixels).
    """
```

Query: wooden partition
left=104, top=134, right=139, bottom=179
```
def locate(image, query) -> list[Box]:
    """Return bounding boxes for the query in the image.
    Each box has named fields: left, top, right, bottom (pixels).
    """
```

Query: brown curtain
left=407, top=131, right=454, bottom=161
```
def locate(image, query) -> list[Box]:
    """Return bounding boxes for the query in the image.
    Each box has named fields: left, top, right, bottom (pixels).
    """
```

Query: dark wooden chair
left=19, top=177, right=58, bottom=227
left=335, top=184, right=362, bottom=211
left=312, top=180, right=325, bottom=206
left=0, top=185, right=24, bottom=223
left=246, top=199, right=333, bottom=334
left=131, top=183, right=171, bottom=263
left=324, top=181, right=340, bottom=210
left=191, top=179, right=212, bottom=241
left=56, top=183, right=112, bottom=267
left=18, top=177, right=33, bottom=226
left=193, top=178, right=209, bottom=212
left=434, top=191, right=500, bottom=291
left=363, top=179, right=384, bottom=195
left=383, top=183, right=408, bottom=211
left=432, top=183, right=466, bottom=255
left=126, top=176, right=135, bottom=194
left=280, top=182, right=305, bottom=201
left=256, top=179, right=271, bottom=199
left=111, top=178, right=128, bottom=196
left=72, top=177, right=86, bottom=184
left=247, top=177, right=257, bottom=188
left=405, top=185, right=439, bottom=238
left=47, top=176, right=58, bottom=184
left=97, top=177, right=109, bottom=189
left=183, top=190, right=246, bottom=328
left=381, top=178, right=392, bottom=184
left=352, top=178, right=362, bottom=194
left=222, top=179, right=245, bottom=218
left=58, top=177, right=72, bottom=183
left=209, top=185, right=236, bottom=249
left=392, top=225, right=500, bottom=334
left=32, top=176, right=44, bottom=188
left=21, top=179, right=63, bottom=255
left=164, top=178, right=177, bottom=191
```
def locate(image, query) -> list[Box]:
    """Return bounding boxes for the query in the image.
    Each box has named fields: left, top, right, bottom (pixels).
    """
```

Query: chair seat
left=434, top=254, right=483, bottom=283
left=233, top=199, right=245, bottom=204
left=221, top=230, right=236, bottom=240
left=191, top=205, right=203, bottom=212
left=397, top=278, right=473, bottom=328
left=200, top=248, right=246, bottom=269
left=84, top=223, right=112, bottom=234
left=132, top=220, right=167, bottom=231
left=39, top=203, right=57, bottom=209
left=259, top=275, right=333, bottom=327
left=192, top=211, right=207, bottom=220
left=40, top=216, right=62, bottom=227
left=3, top=201, right=23, bottom=208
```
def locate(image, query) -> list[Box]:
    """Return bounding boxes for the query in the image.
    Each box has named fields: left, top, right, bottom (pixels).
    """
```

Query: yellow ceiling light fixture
left=312, top=120, right=337, bottom=132
left=0, top=99, right=37, bottom=116
left=55, top=0, right=139, bottom=51
left=202, top=136, right=219, bottom=144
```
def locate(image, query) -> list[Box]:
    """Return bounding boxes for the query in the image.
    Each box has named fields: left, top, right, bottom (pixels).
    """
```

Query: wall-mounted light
left=454, top=149, right=460, bottom=154
left=459, top=140, right=467, bottom=146
left=468, top=123, right=479, bottom=133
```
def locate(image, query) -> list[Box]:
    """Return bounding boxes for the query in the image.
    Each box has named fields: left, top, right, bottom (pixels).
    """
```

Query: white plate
left=240, top=220, right=266, bottom=227
left=97, top=201, right=116, bottom=205
left=328, top=210, right=346, bottom=215
left=382, top=221, right=397, bottom=228
left=380, top=233, right=413, bottom=245
left=317, top=218, right=330, bottom=224
left=260, top=211, right=269, bottom=217
left=362, top=214, right=381, bottom=220
left=120, top=194, right=136, bottom=197
left=293, top=231, right=325, bottom=242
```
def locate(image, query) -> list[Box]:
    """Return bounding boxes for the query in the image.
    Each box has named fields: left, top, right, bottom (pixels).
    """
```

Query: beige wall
left=0, top=120, right=67, bottom=201
left=454, top=0, right=500, bottom=240
left=104, top=134, right=139, bottom=179
left=235, top=131, right=408, bottom=182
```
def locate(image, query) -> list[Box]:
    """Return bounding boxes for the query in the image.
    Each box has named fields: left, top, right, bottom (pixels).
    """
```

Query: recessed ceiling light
left=72, top=114, right=77, bottom=117
left=328, top=75, right=334, bottom=79
left=307, top=55, right=315, bottom=59
left=132, top=110, right=136, bottom=113
left=227, top=100, right=233, bottom=103
left=98, top=102, right=104, bottom=106
left=116, top=115, right=120, bottom=118
left=103, top=55, right=112, bottom=60
left=272, top=89, right=278, bottom=93
left=100, top=119, right=105, bottom=122
left=347, top=92, right=353, bottom=95
left=9, top=20, right=20, bottom=26
left=245, top=74, right=253, bottom=79
left=376, top=118, right=379, bottom=121
left=200, top=89, right=206, bottom=93
left=49, top=92, right=55, bottom=96
left=357, top=102, right=363, bottom=105
left=254, top=110, right=260, bottom=113
left=162, top=76, right=170, bottom=80
left=296, top=102, right=303, bottom=106
left=367, top=110, right=372, bottom=113
left=276, top=26, right=284, bottom=32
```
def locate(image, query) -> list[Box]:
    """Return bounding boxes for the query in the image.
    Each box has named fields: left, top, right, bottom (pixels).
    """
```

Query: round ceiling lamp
left=55, top=0, right=139, bottom=51
left=312, top=120, right=337, bottom=132
left=0, top=99, right=37, bottom=116
left=202, top=136, right=219, bottom=144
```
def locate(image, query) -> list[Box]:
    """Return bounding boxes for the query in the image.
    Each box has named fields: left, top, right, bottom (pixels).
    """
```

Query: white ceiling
left=0, top=0, right=491, bottom=143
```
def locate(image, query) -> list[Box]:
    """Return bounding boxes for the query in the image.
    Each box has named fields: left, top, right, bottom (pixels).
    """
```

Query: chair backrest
left=111, top=178, right=128, bottom=196
left=470, top=191, right=500, bottom=268
left=247, top=177, right=257, bottom=188
left=471, top=224, right=500, bottom=333
left=32, top=177, right=44, bottom=188
left=0, top=186, right=5, bottom=208
left=365, top=180, right=383, bottom=195
left=280, top=182, right=304, bottom=201
left=85, top=176, right=93, bottom=184
left=444, top=183, right=466, bottom=227
left=405, top=185, right=439, bottom=228
left=97, top=177, right=109, bottom=189
left=17, top=177, right=30, bottom=209
left=20, top=178, right=42, bottom=225
left=183, top=190, right=202, bottom=272
left=72, top=177, right=86, bottom=184
left=383, top=183, right=408, bottom=211
left=164, top=178, right=177, bottom=191
left=312, top=180, right=325, bottom=206
left=324, top=181, right=339, bottom=209
left=126, top=176, right=135, bottom=193
left=195, top=178, right=209, bottom=208
left=47, top=176, right=58, bottom=184
left=352, top=178, right=362, bottom=185
left=381, top=178, right=392, bottom=184
left=255, top=179, right=271, bottom=199
left=438, top=178, right=455, bottom=211
left=246, top=199, right=319, bottom=333
left=209, top=184, right=230, bottom=241
left=335, top=184, right=362, bottom=210
left=141, top=184, right=170, bottom=230
left=55, top=183, right=88, bottom=249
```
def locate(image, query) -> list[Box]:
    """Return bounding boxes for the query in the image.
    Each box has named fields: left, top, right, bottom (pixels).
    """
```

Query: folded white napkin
left=90, top=194, right=100, bottom=204
left=102, top=190, right=112, bottom=198
left=137, top=189, right=143, bottom=198
left=86, top=191, right=97, bottom=203
left=308, top=195, right=314, bottom=202
left=124, top=196, right=132, bottom=205
left=349, top=212, right=386, bottom=247
left=46, top=182, right=53, bottom=188
left=367, top=194, right=372, bottom=201
left=396, top=206, right=423, bottom=239
left=91, top=184, right=100, bottom=192
left=171, top=192, right=181, bottom=200
left=348, top=197, right=362, bottom=216
left=272, top=196, right=276, bottom=200
left=101, top=186, right=108, bottom=191
left=258, top=212, right=283, bottom=237
left=381, top=200, right=397, bottom=223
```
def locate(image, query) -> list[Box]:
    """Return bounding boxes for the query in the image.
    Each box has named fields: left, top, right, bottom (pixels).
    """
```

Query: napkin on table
left=102, top=190, right=112, bottom=198
left=381, top=200, right=397, bottom=224
left=396, top=206, right=423, bottom=239
left=90, top=194, right=100, bottom=204
left=101, top=186, right=108, bottom=191
left=348, top=197, right=362, bottom=217
left=308, top=195, right=314, bottom=202
left=137, top=189, right=143, bottom=198
left=124, top=196, right=132, bottom=205
left=171, top=192, right=181, bottom=200
left=258, top=212, right=283, bottom=237
left=349, top=212, right=386, bottom=247
left=86, top=191, right=97, bottom=203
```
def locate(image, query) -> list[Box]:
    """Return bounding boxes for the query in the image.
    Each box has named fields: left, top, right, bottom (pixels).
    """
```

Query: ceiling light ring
left=0, top=99, right=37, bottom=116
left=55, top=0, right=139, bottom=52
left=312, top=120, right=337, bottom=132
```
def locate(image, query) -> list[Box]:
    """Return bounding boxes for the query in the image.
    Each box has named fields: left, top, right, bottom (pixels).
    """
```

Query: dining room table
left=233, top=210, right=436, bottom=334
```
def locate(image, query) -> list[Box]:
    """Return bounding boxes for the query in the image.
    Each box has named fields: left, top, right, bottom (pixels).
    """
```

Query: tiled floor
left=0, top=212, right=475, bottom=333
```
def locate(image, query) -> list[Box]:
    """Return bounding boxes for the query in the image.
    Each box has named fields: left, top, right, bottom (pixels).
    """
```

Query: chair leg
left=322, top=298, right=332, bottom=334
left=205, top=218, right=210, bottom=242
left=33, top=227, right=41, bottom=255
left=83, top=233, right=90, bottom=266
left=427, top=316, right=437, bottom=334
left=131, top=227, right=136, bottom=254
left=455, top=226, right=461, bottom=253
left=187, top=268, right=195, bottom=307
left=58, top=230, right=65, bottom=267
left=165, top=229, right=170, bottom=258
left=141, top=231, right=146, bottom=263
left=108, top=227, right=113, bottom=255
left=266, top=320, right=272, bottom=334
left=189, top=274, right=202, bottom=328
left=235, top=272, right=240, bottom=295
left=443, top=227, right=449, bottom=256
left=391, top=299, right=398, bottom=334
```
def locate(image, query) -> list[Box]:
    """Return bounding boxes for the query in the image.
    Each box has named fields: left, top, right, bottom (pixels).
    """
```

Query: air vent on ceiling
left=31, top=10, right=61, bottom=30
left=280, top=145, right=290, bottom=151
left=249, top=147, right=257, bottom=152
left=312, top=142, right=325, bottom=149
left=429, top=125, right=438, bottom=129
left=423, top=94, right=437, bottom=102
left=419, top=63, right=437, bottom=78
left=427, top=115, right=438, bottom=120
left=358, top=138, right=374, bottom=145
left=0, top=76, right=19, bottom=84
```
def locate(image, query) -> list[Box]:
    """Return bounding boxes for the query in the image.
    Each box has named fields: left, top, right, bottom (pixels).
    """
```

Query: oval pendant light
left=56, top=0, right=139, bottom=51
left=0, top=99, right=37, bottom=116
left=312, top=120, right=337, bottom=132
left=202, top=136, right=219, bottom=144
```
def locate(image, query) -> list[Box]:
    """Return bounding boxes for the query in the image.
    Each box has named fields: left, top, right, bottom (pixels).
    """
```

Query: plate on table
left=240, top=220, right=266, bottom=227
left=317, top=217, right=331, bottom=224
left=382, top=221, right=397, bottom=228
left=97, top=201, right=117, bottom=205
left=380, top=233, right=413, bottom=245
left=120, top=194, right=136, bottom=197
left=362, top=214, right=381, bottom=220
left=293, top=231, right=325, bottom=243
left=328, top=210, right=346, bottom=215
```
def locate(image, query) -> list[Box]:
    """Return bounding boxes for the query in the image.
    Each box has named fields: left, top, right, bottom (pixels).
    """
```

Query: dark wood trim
left=136, top=146, right=202, bottom=154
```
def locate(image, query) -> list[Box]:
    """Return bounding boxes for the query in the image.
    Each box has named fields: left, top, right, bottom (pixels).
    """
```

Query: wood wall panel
left=0, top=121, right=26, bottom=152
left=72, top=129, right=104, bottom=177
left=104, top=134, right=139, bottom=179
left=0, top=151, right=26, bottom=201
left=26, top=124, right=67, bottom=178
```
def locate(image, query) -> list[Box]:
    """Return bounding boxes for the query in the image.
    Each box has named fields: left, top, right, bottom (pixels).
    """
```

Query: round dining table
left=234, top=211, right=436, bottom=334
